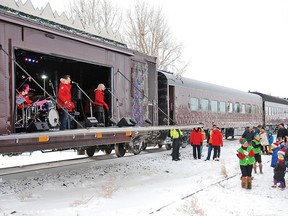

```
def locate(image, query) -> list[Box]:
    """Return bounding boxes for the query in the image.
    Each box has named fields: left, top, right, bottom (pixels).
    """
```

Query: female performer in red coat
left=94, top=83, right=109, bottom=126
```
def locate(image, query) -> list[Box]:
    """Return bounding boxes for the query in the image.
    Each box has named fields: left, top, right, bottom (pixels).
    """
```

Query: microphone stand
left=105, top=88, right=121, bottom=122
left=49, top=80, right=56, bottom=98
left=73, top=82, right=94, bottom=117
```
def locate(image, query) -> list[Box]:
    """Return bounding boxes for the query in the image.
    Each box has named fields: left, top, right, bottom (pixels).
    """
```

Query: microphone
left=71, top=81, right=79, bottom=85
left=49, top=80, right=52, bottom=86
left=28, top=76, right=32, bottom=82
left=29, top=88, right=36, bottom=91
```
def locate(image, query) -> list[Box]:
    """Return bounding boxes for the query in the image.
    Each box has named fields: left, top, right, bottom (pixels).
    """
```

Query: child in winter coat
left=260, top=128, right=269, bottom=154
left=272, top=153, right=286, bottom=190
left=237, top=138, right=255, bottom=189
left=267, top=131, right=274, bottom=154
left=251, top=133, right=263, bottom=174
left=271, top=142, right=281, bottom=167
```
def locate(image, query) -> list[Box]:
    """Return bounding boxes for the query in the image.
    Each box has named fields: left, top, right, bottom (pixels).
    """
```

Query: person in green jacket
left=237, top=138, right=256, bottom=189
left=251, top=133, right=263, bottom=174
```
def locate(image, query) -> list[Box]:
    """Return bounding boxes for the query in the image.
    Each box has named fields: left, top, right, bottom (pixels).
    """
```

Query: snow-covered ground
left=0, top=138, right=287, bottom=216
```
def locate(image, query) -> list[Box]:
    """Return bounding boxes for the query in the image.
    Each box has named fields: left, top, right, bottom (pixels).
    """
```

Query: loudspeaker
left=117, top=117, right=137, bottom=127
left=27, top=122, right=50, bottom=133
left=85, top=117, right=98, bottom=127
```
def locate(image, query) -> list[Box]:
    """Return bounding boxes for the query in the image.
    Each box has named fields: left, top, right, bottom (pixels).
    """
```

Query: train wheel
left=158, top=144, right=163, bottom=148
left=115, top=143, right=126, bottom=157
left=132, top=139, right=143, bottom=155
left=166, top=144, right=172, bottom=150
left=86, top=147, right=95, bottom=157
left=104, top=149, right=112, bottom=155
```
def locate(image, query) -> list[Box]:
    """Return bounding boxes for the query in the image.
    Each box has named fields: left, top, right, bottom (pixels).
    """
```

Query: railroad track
left=0, top=147, right=166, bottom=176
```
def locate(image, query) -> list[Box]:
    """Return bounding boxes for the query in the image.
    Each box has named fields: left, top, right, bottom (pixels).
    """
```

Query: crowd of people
left=239, top=124, right=288, bottom=190
left=170, top=123, right=288, bottom=191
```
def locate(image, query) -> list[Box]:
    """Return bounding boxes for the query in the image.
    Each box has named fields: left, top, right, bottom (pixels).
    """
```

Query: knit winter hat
left=272, top=142, right=279, bottom=148
left=278, top=155, right=284, bottom=162
left=239, top=138, right=247, bottom=145
left=278, top=149, right=286, bottom=156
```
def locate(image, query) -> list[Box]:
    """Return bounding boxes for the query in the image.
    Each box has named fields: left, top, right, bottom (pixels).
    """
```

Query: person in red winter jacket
left=190, top=127, right=203, bottom=159
left=57, top=75, right=74, bottom=130
left=211, top=127, right=223, bottom=161
left=94, top=83, right=109, bottom=126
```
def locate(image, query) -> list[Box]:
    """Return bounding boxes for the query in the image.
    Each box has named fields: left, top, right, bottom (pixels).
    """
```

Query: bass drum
left=48, top=109, right=59, bottom=127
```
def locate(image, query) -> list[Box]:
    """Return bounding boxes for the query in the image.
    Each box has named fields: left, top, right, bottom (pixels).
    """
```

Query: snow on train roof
left=159, top=71, right=261, bottom=100
left=0, top=0, right=126, bottom=48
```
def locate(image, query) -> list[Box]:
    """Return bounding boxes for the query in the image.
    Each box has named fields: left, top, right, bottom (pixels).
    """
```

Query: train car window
left=252, top=105, right=256, bottom=114
left=211, top=100, right=218, bottom=112
left=234, top=103, right=240, bottom=113
left=220, top=101, right=226, bottom=113
left=241, top=104, right=246, bottom=114
left=246, top=104, right=252, bottom=114
left=190, top=98, right=199, bottom=111
left=201, top=99, right=209, bottom=112
left=228, top=102, right=233, bottom=113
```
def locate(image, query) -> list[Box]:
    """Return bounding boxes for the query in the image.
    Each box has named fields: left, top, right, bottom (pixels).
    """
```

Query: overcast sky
left=28, top=0, right=288, bottom=98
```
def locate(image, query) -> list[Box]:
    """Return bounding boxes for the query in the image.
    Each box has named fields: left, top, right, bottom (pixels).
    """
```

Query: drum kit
left=15, top=95, right=59, bottom=130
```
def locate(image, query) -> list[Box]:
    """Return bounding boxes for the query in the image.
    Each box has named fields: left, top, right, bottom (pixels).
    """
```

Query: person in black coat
left=276, top=123, right=288, bottom=142
left=242, top=127, right=254, bottom=144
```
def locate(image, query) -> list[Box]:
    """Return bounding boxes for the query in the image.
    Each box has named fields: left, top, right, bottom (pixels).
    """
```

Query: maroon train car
left=157, top=71, right=264, bottom=138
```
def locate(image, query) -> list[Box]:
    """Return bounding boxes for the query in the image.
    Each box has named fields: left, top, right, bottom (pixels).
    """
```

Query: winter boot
left=280, top=182, right=285, bottom=190
left=247, top=177, right=252, bottom=189
left=241, top=176, right=247, bottom=189
left=259, top=164, right=263, bottom=174
left=253, top=165, right=257, bottom=174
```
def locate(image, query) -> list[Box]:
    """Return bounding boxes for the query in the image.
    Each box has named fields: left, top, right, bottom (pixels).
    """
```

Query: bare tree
left=125, top=1, right=187, bottom=72
left=65, top=0, right=187, bottom=73
left=66, top=0, right=122, bottom=34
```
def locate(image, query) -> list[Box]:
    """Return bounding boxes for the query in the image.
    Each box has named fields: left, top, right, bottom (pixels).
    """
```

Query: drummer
left=17, top=84, right=32, bottom=109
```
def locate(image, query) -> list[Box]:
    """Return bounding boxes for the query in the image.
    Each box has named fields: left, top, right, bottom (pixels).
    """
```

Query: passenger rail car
left=250, top=92, right=288, bottom=131
left=158, top=71, right=266, bottom=138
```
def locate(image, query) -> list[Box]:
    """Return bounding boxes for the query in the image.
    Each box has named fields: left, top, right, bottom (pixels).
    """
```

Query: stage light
left=24, top=57, right=39, bottom=63
left=41, top=75, right=48, bottom=96
left=41, top=75, right=47, bottom=80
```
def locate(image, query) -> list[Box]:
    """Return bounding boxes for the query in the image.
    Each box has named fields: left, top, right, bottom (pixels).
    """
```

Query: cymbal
left=31, top=95, right=46, bottom=102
